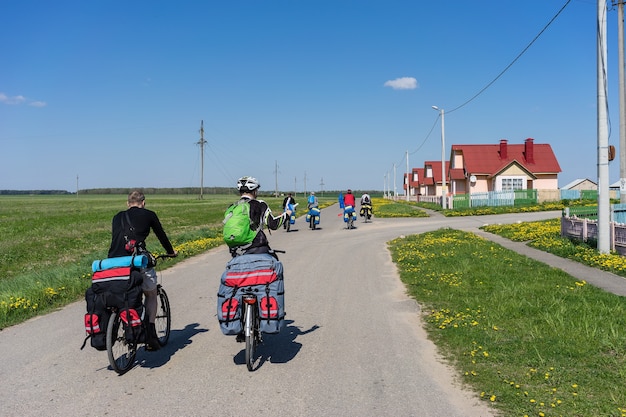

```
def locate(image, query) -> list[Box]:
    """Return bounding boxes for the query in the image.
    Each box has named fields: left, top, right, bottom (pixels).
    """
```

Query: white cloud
left=384, top=77, right=418, bottom=90
left=0, top=92, right=46, bottom=106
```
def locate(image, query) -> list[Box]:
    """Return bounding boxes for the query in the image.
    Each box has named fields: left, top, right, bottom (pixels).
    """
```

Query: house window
left=498, top=176, right=525, bottom=191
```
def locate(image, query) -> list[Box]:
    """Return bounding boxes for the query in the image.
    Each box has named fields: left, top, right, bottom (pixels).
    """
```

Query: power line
left=448, top=0, right=573, bottom=114
left=392, top=0, right=573, bottom=190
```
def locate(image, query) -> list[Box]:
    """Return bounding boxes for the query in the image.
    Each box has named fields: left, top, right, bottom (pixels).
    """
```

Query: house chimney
left=499, top=139, right=508, bottom=159
left=525, top=138, right=534, bottom=163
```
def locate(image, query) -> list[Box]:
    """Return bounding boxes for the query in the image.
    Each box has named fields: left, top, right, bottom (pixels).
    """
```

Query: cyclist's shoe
left=236, top=332, right=245, bottom=343
left=145, top=323, right=161, bottom=351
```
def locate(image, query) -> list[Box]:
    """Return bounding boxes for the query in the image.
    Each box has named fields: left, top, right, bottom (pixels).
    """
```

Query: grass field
left=3, top=194, right=625, bottom=415
left=0, top=193, right=337, bottom=328
left=389, top=229, right=626, bottom=416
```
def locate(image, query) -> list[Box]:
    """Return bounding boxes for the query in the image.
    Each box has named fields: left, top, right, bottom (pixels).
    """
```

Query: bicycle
left=361, top=203, right=372, bottom=223
left=223, top=250, right=285, bottom=372
left=106, top=254, right=174, bottom=375
left=344, top=206, right=356, bottom=229
left=284, top=203, right=296, bottom=232
left=241, top=290, right=262, bottom=371
left=307, top=206, right=320, bottom=230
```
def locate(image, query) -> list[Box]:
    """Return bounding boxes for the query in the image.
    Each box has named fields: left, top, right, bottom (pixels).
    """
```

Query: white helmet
left=237, top=176, right=260, bottom=192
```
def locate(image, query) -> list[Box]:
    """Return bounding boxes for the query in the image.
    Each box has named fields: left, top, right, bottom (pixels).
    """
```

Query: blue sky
left=0, top=0, right=618, bottom=193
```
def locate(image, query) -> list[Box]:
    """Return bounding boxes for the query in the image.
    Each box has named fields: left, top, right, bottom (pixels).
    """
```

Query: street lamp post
left=432, top=106, right=447, bottom=209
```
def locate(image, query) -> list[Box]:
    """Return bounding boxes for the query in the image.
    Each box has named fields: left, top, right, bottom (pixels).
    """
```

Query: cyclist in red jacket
left=343, top=189, right=356, bottom=208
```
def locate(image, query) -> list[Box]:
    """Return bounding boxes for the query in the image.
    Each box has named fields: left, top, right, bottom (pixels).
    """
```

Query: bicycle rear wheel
left=244, top=302, right=257, bottom=371
left=155, top=286, right=171, bottom=346
left=106, top=311, right=137, bottom=375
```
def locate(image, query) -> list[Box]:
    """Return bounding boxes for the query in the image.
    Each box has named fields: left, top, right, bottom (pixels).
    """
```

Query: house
left=448, top=138, right=561, bottom=195
left=403, top=167, right=424, bottom=196
left=421, top=160, right=450, bottom=197
left=561, top=178, right=597, bottom=191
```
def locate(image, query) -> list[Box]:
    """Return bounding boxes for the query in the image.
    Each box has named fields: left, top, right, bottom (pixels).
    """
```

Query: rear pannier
left=217, top=253, right=285, bottom=335
left=81, top=257, right=144, bottom=351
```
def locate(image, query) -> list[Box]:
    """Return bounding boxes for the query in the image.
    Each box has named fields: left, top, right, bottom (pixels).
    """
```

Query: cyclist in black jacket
left=108, top=190, right=177, bottom=351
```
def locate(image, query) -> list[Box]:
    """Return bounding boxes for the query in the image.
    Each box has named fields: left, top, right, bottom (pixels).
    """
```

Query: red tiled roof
left=409, top=168, right=424, bottom=187
left=451, top=138, right=560, bottom=176
left=424, top=161, right=450, bottom=183
left=449, top=168, right=465, bottom=180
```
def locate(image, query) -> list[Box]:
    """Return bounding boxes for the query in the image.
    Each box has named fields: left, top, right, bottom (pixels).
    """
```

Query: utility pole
left=384, top=172, right=388, bottom=198
left=406, top=151, right=410, bottom=201
left=320, top=178, right=325, bottom=196
left=196, top=120, right=207, bottom=199
left=304, top=171, right=307, bottom=195
left=294, top=176, right=297, bottom=197
left=383, top=174, right=387, bottom=198
left=393, top=163, right=397, bottom=200
left=598, top=0, right=610, bottom=253
left=274, top=160, right=279, bottom=197
left=617, top=0, right=626, bottom=203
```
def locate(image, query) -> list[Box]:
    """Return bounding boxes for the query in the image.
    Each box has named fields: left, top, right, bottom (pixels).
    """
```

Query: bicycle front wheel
left=106, top=311, right=137, bottom=375
left=155, top=286, right=171, bottom=346
left=244, top=302, right=256, bottom=371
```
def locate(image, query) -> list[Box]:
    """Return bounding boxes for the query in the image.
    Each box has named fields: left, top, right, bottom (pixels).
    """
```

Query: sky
left=0, top=0, right=620, bottom=194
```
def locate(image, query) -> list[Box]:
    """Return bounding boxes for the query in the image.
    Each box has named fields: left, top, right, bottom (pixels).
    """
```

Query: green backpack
left=223, top=199, right=259, bottom=247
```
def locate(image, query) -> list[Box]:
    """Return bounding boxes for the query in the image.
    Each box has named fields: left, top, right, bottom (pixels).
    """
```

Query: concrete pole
left=598, top=0, right=611, bottom=253
left=393, top=164, right=398, bottom=201
left=406, top=150, right=410, bottom=201
left=441, top=109, right=447, bottom=209
left=196, top=120, right=207, bottom=199
left=619, top=0, right=626, bottom=203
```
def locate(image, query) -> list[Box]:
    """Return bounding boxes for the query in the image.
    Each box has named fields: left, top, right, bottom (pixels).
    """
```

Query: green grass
left=369, top=197, right=429, bottom=218
left=0, top=193, right=336, bottom=328
left=482, top=218, right=626, bottom=279
left=389, top=229, right=626, bottom=417
left=4, top=195, right=626, bottom=415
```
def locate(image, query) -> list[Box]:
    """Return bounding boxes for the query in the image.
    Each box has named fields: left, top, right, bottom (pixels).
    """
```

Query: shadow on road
left=137, top=322, right=208, bottom=369
left=233, top=320, right=319, bottom=369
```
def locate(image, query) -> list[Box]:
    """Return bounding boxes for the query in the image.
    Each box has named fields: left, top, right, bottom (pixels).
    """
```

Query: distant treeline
left=0, top=190, right=74, bottom=195
left=78, top=188, right=384, bottom=198
left=78, top=187, right=237, bottom=195
left=1, top=188, right=384, bottom=197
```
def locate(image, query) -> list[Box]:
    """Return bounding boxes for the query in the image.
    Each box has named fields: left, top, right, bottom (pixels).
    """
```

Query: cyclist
left=227, top=176, right=290, bottom=343
left=307, top=191, right=319, bottom=209
left=282, top=193, right=296, bottom=230
left=360, top=192, right=372, bottom=219
left=108, top=190, right=178, bottom=351
left=344, top=189, right=356, bottom=208
left=231, top=176, right=291, bottom=258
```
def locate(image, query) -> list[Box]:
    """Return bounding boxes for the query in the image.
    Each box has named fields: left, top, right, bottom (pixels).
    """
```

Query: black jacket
left=108, top=206, right=175, bottom=258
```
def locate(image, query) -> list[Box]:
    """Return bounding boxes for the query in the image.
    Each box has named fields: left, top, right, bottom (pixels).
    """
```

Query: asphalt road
left=0, top=205, right=561, bottom=417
